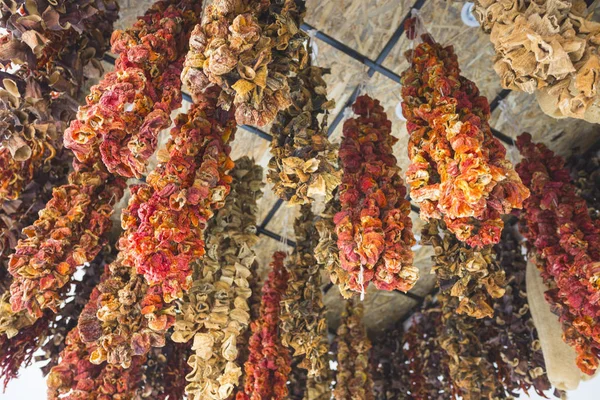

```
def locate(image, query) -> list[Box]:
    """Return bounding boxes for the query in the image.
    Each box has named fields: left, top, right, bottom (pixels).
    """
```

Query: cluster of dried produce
left=0, top=0, right=118, bottom=201
left=6, top=0, right=200, bottom=321
left=182, top=0, right=307, bottom=126
left=474, top=0, right=600, bottom=123
left=401, top=34, right=529, bottom=248
left=78, top=90, right=236, bottom=368
left=516, top=132, right=600, bottom=375
left=280, top=205, right=329, bottom=378
left=333, top=300, right=374, bottom=400
left=267, top=64, right=340, bottom=205
left=568, top=150, right=600, bottom=220
left=237, top=251, right=291, bottom=400
left=370, top=300, right=453, bottom=400
left=172, top=157, right=263, bottom=400
left=421, top=219, right=506, bottom=319
left=139, top=341, right=191, bottom=399
left=335, top=95, right=417, bottom=294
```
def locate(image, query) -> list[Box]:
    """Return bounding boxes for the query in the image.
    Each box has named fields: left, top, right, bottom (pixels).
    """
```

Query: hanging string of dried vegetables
left=569, top=151, right=600, bottom=221
left=267, top=64, right=340, bottom=205
left=172, top=157, right=262, bottom=400
left=333, top=300, right=374, bottom=400
left=280, top=204, right=329, bottom=377
left=6, top=0, right=200, bottom=321
left=182, top=0, right=307, bottom=127
left=516, top=132, right=600, bottom=375
left=335, top=95, right=417, bottom=294
left=474, top=0, right=600, bottom=123
left=237, top=251, right=291, bottom=400
left=139, top=341, right=191, bottom=400
left=421, top=219, right=505, bottom=319
left=401, top=34, right=529, bottom=248
left=0, top=0, right=118, bottom=201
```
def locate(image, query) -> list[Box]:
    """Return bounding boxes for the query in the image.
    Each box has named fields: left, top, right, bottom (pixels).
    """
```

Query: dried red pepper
left=335, top=95, right=417, bottom=294
left=401, top=34, right=529, bottom=247
left=333, top=299, right=374, bottom=400
left=237, top=251, right=291, bottom=400
left=516, top=132, right=600, bottom=375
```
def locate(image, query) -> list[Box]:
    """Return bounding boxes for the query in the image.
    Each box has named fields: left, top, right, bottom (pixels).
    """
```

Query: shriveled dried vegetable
left=335, top=95, right=417, bottom=294
left=280, top=204, right=329, bottom=377
left=78, top=91, right=236, bottom=367
left=182, top=0, right=308, bottom=126
left=474, top=0, right=600, bottom=123
left=401, top=34, right=529, bottom=248
left=267, top=64, right=340, bottom=205
left=0, top=0, right=118, bottom=201
left=315, top=197, right=352, bottom=298
left=568, top=151, right=600, bottom=221
left=333, top=300, right=374, bottom=400
left=7, top=0, right=200, bottom=321
left=140, top=341, right=191, bottom=399
left=237, top=251, right=291, bottom=400
left=172, top=156, right=262, bottom=400
left=421, top=219, right=506, bottom=319
left=516, top=132, right=600, bottom=375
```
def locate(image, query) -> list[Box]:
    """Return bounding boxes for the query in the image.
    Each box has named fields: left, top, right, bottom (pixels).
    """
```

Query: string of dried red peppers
left=172, top=157, right=262, bottom=400
left=335, top=95, right=417, bottom=294
left=333, top=299, right=374, bottom=400
left=7, top=0, right=199, bottom=321
left=0, top=0, right=118, bottom=201
left=400, top=34, right=529, bottom=248
left=237, top=251, right=291, bottom=400
left=182, top=0, right=307, bottom=127
left=516, top=132, right=600, bottom=375
left=280, top=204, right=329, bottom=378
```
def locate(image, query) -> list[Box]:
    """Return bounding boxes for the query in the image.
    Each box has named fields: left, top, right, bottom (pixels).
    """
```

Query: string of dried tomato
left=516, top=132, right=600, bottom=375
left=421, top=219, right=506, bottom=319
left=267, top=64, right=340, bottom=205
left=0, top=0, right=118, bottom=201
left=6, top=0, right=200, bottom=321
left=333, top=299, right=374, bottom=400
left=182, top=0, right=307, bottom=127
left=401, top=34, right=529, bottom=248
left=335, top=94, right=417, bottom=294
left=237, top=251, right=291, bottom=400
left=171, top=157, right=262, bottom=400
left=280, top=204, right=329, bottom=377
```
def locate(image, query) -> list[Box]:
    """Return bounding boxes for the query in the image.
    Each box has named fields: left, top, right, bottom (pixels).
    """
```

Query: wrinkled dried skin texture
left=474, top=0, right=600, bottom=122
left=516, top=132, right=600, bottom=375
left=422, top=219, right=506, bottom=319
left=315, top=198, right=353, bottom=298
left=267, top=65, right=340, bottom=205
left=333, top=300, right=374, bottom=400
left=0, top=0, right=118, bottom=200
left=280, top=205, right=329, bottom=378
left=78, top=93, right=236, bottom=368
left=237, top=252, right=291, bottom=400
left=172, top=157, right=263, bottom=400
left=182, top=0, right=308, bottom=127
left=63, top=0, right=202, bottom=178
left=334, top=94, right=417, bottom=294
left=401, top=34, right=529, bottom=248
left=370, top=300, right=453, bottom=400
left=47, top=327, right=145, bottom=400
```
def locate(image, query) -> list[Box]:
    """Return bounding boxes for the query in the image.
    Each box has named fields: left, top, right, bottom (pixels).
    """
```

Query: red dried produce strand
left=333, top=300, right=374, bottom=400
left=516, top=132, right=600, bottom=375
left=400, top=34, right=529, bottom=247
left=7, top=0, right=200, bottom=322
left=237, top=252, right=291, bottom=400
left=64, top=0, right=201, bottom=178
left=77, top=92, right=236, bottom=367
left=334, top=94, right=417, bottom=294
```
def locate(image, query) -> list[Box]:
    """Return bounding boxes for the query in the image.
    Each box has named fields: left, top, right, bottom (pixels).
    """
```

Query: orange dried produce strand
left=400, top=34, right=529, bottom=247
left=516, top=132, right=600, bottom=375
left=237, top=252, right=291, bottom=400
left=335, top=94, right=417, bottom=295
